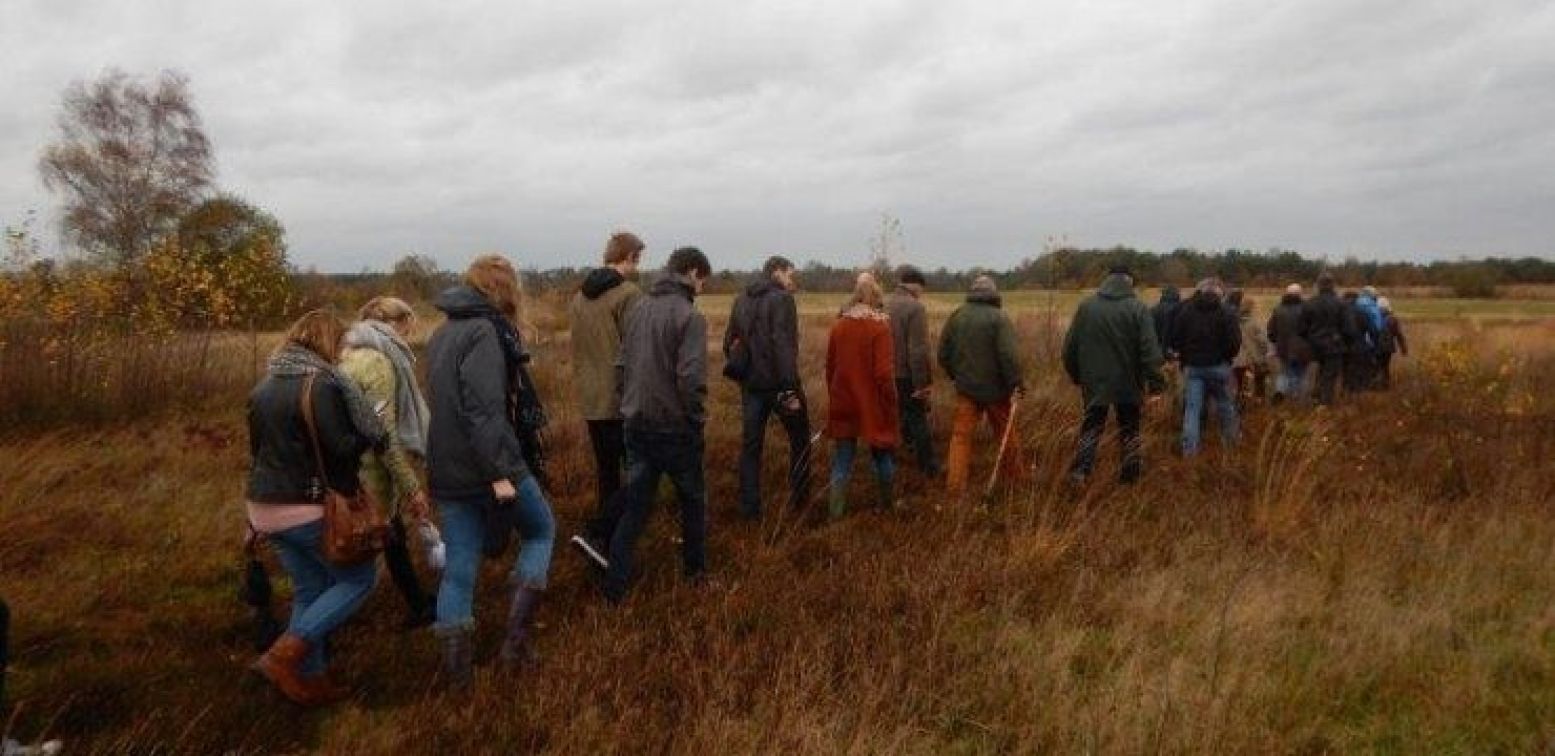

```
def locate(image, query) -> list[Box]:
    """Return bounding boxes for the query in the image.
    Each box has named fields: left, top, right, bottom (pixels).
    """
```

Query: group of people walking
left=241, top=236, right=1409, bottom=707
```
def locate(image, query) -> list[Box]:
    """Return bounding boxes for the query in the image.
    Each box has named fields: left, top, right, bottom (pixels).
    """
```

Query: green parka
left=936, top=290, right=1022, bottom=404
left=1062, top=274, right=1166, bottom=408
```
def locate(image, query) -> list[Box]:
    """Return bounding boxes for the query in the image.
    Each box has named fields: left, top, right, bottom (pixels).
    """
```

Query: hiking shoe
left=569, top=534, right=609, bottom=570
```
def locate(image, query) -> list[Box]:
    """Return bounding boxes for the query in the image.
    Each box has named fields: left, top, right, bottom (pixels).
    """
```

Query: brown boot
left=303, top=670, right=351, bottom=705
left=250, top=633, right=319, bottom=705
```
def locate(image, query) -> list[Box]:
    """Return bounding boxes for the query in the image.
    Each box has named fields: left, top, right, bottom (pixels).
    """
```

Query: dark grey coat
left=425, top=286, right=530, bottom=498
left=619, top=277, right=709, bottom=434
left=723, top=278, right=800, bottom=393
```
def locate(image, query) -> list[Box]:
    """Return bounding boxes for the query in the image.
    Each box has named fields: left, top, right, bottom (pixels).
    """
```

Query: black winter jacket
left=1151, top=287, right=1182, bottom=355
left=723, top=278, right=800, bottom=392
left=619, top=277, right=709, bottom=433
left=247, top=371, right=374, bottom=502
left=425, top=286, right=531, bottom=498
left=1169, top=291, right=1242, bottom=368
left=1266, top=294, right=1311, bottom=363
left=1299, top=289, right=1354, bottom=359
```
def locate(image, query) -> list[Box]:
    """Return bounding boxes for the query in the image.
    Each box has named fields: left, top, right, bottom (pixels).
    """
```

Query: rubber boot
left=250, top=633, right=319, bottom=706
left=828, top=488, right=847, bottom=521
left=498, top=584, right=543, bottom=671
left=437, top=626, right=474, bottom=692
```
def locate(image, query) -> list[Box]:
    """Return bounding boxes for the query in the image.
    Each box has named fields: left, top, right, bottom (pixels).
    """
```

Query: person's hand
left=492, top=479, right=517, bottom=500
left=404, top=489, right=431, bottom=522
left=912, top=387, right=932, bottom=400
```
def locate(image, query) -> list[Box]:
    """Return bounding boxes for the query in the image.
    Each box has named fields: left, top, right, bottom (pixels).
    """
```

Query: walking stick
left=984, top=395, right=1022, bottom=497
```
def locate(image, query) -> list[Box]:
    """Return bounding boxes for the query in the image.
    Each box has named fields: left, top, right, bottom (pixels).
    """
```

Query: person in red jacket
left=825, top=278, right=900, bottom=519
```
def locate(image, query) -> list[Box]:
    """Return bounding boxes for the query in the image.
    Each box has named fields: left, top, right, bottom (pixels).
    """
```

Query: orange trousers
left=945, top=394, right=1022, bottom=494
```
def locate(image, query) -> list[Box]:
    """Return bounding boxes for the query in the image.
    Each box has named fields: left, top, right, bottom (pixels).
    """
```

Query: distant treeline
left=295, top=247, right=1554, bottom=311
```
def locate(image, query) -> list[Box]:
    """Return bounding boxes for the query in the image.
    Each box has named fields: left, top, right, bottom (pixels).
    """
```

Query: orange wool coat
left=825, top=306, right=900, bottom=449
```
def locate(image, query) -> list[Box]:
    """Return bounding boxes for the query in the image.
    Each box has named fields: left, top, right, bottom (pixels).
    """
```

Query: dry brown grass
left=3, top=295, right=1555, bottom=753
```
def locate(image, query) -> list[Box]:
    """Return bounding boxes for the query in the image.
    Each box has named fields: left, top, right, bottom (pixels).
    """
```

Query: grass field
left=3, top=288, right=1555, bottom=753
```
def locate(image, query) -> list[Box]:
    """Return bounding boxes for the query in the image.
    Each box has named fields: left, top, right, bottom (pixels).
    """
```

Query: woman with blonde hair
left=339, top=296, right=436, bottom=628
left=424, top=255, right=556, bottom=690
left=824, top=278, right=900, bottom=518
left=246, top=309, right=388, bottom=705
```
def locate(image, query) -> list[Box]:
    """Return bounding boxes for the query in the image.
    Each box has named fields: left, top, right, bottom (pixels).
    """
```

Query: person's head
left=1107, top=263, right=1133, bottom=284
left=1285, top=283, right=1303, bottom=297
left=848, top=278, right=885, bottom=310
left=1342, top=290, right=1358, bottom=302
left=1226, top=288, right=1244, bottom=309
left=763, top=256, right=797, bottom=291
left=896, top=264, right=926, bottom=291
left=1196, top=277, right=1224, bottom=299
left=464, top=254, right=524, bottom=324
left=970, top=275, right=998, bottom=295
left=1240, top=296, right=1256, bottom=315
left=1379, top=296, right=1393, bottom=313
left=1317, top=273, right=1336, bottom=292
left=668, top=246, right=712, bottom=295
left=282, top=309, right=349, bottom=363
left=604, top=231, right=645, bottom=278
left=1362, top=285, right=1378, bottom=299
left=358, top=296, right=417, bottom=339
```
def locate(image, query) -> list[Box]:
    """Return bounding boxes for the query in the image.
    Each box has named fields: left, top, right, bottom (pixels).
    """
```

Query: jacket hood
left=581, top=267, right=626, bottom=300
left=1280, top=293, right=1303, bottom=306
left=1191, top=290, right=1223, bottom=310
left=965, top=289, right=1002, bottom=308
left=651, top=276, right=696, bottom=301
left=1158, top=286, right=1181, bottom=304
left=434, top=285, right=500, bottom=319
left=1098, top=274, right=1136, bottom=301
left=745, top=278, right=783, bottom=298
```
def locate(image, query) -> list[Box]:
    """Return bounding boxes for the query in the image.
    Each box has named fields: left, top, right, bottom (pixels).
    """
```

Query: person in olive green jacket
left=937, top=275, right=1023, bottom=494
left=1061, top=267, right=1166, bottom=485
left=339, top=296, right=435, bottom=628
left=567, top=232, right=645, bottom=568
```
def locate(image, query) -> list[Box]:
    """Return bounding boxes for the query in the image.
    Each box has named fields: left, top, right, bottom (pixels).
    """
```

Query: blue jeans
left=1276, top=359, right=1309, bottom=400
left=268, top=519, right=378, bottom=675
left=435, top=476, right=555, bottom=631
left=606, top=429, right=708, bottom=602
left=829, top=438, right=895, bottom=490
left=1182, top=363, right=1239, bottom=456
left=739, top=390, right=812, bottom=518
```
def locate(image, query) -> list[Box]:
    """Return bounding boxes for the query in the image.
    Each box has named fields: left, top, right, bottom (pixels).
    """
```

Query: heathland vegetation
left=4, top=68, right=1555, bottom=753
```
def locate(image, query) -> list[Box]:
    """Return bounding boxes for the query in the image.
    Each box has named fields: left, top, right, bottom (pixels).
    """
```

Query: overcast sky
left=3, top=0, right=1553, bottom=272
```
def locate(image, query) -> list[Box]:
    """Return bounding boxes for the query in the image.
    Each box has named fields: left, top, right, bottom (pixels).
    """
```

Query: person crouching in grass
left=825, top=278, right=900, bottom=517
left=246, top=310, right=388, bottom=706
left=425, top=255, right=557, bottom=691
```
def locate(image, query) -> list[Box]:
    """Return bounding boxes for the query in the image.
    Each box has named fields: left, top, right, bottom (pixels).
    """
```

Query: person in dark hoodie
left=1169, top=278, right=1242, bottom=455
left=1062, top=266, right=1165, bottom=485
left=1375, top=297, right=1409, bottom=389
left=1266, top=283, right=1311, bottom=403
left=604, top=247, right=713, bottom=603
left=566, top=232, right=645, bottom=568
left=724, top=256, right=811, bottom=520
left=938, top=276, right=1024, bottom=495
left=425, top=255, right=556, bottom=690
left=1151, top=286, right=1183, bottom=362
left=1299, top=274, right=1354, bottom=406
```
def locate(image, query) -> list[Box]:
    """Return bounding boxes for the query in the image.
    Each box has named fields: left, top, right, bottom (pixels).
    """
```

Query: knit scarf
left=344, top=321, right=430, bottom=455
left=267, top=344, right=386, bottom=445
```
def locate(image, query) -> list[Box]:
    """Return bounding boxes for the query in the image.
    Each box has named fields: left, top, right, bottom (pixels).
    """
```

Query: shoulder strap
left=298, top=372, right=330, bottom=487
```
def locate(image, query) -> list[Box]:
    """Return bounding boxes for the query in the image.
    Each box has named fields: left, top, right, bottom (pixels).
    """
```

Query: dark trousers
left=1343, top=351, right=1373, bottom=394
left=384, top=514, right=433, bottom=617
left=1069, top=403, right=1143, bottom=483
left=1315, top=355, right=1344, bottom=405
left=1377, top=352, right=1396, bottom=389
left=738, top=389, right=812, bottom=518
left=896, top=378, right=939, bottom=474
left=605, top=429, right=708, bottom=602
left=585, top=418, right=627, bottom=541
